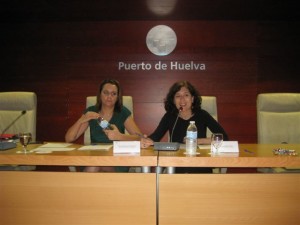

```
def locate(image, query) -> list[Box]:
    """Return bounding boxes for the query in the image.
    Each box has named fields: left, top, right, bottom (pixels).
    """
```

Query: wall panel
left=1, top=20, right=299, bottom=143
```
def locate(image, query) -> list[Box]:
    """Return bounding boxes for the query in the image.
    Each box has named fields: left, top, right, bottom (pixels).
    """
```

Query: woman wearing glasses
left=65, top=79, right=142, bottom=172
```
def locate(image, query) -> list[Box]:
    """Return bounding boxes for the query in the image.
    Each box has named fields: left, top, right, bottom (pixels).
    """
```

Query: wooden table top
left=158, top=143, right=300, bottom=168
left=0, top=143, right=158, bottom=166
left=0, top=143, right=299, bottom=168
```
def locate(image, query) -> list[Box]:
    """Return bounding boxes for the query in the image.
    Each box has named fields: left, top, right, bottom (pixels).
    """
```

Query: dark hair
left=164, top=81, right=202, bottom=114
left=96, top=79, right=123, bottom=112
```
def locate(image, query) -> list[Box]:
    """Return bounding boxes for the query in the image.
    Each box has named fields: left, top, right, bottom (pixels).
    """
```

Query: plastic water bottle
left=97, top=117, right=113, bottom=130
left=186, top=121, right=197, bottom=154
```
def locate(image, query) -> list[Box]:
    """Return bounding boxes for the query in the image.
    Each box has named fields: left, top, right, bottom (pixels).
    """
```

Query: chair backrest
left=201, top=96, right=218, bottom=137
left=257, top=93, right=300, bottom=144
left=0, top=92, right=37, bottom=142
left=84, top=96, right=133, bottom=145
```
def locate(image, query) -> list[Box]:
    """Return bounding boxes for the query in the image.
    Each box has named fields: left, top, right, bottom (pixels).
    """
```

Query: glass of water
left=211, top=133, right=223, bottom=154
left=19, top=132, right=32, bottom=153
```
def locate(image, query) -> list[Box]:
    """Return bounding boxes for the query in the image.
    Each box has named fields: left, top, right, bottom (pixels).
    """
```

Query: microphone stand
left=167, top=107, right=182, bottom=174
left=170, top=107, right=182, bottom=143
left=0, top=110, right=26, bottom=150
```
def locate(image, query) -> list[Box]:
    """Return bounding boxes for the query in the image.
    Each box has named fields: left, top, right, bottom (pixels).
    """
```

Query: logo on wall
left=146, top=25, right=177, bottom=56
left=117, top=24, right=205, bottom=71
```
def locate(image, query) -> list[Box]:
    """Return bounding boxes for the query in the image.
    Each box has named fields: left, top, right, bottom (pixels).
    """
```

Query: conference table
left=0, top=143, right=299, bottom=225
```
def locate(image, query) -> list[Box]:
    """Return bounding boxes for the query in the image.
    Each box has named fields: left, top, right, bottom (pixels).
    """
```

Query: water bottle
left=186, top=121, right=197, bottom=154
left=97, top=117, right=113, bottom=130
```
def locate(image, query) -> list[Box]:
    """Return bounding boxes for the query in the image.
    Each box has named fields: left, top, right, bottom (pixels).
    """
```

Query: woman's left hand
left=140, top=135, right=154, bottom=148
left=103, top=124, right=121, bottom=140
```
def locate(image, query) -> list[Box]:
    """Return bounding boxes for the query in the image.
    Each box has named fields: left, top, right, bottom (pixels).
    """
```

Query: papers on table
left=30, top=143, right=113, bottom=153
left=30, top=143, right=76, bottom=154
left=78, top=145, right=112, bottom=151
left=39, top=143, right=72, bottom=148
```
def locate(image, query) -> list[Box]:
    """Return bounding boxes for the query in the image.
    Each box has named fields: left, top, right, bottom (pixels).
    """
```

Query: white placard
left=113, top=141, right=140, bottom=154
left=211, top=141, right=239, bottom=153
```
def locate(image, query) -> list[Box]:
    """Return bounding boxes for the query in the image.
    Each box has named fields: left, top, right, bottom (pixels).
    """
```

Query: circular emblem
left=146, top=25, right=177, bottom=56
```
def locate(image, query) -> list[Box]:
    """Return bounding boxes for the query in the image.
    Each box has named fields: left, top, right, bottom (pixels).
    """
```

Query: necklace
left=99, top=111, right=113, bottom=120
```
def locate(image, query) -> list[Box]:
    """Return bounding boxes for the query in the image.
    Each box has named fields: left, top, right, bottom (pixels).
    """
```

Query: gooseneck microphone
left=1, top=110, right=26, bottom=135
left=153, top=107, right=182, bottom=152
left=170, top=107, right=183, bottom=143
left=0, top=110, right=27, bottom=150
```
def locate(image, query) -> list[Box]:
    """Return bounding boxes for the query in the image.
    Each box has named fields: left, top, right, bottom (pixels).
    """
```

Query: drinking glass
left=211, top=133, right=223, bottom=154
left=19, top=132, right=32, bottom=153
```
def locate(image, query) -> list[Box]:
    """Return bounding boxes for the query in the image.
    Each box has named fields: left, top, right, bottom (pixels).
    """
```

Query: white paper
left=211, top=141, right=239, bottom=153
left=78, top=145, right=112, bottom=151
left=31, top=147, right=76, bottom=153
left=30, top=142, right=75, bottom=153
left=39, top=143, right=73, bottom=148
left=113, top=141, right=140, bottom=154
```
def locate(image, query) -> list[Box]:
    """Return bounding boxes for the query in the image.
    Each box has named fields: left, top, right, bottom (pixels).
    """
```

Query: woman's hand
left=140, top=135, right=154, bottom=148
left=80, top=111, right=100, bottom=123
left=103, top=124, right=121, bottom=140
left=65, top=111, right=99, bottom=143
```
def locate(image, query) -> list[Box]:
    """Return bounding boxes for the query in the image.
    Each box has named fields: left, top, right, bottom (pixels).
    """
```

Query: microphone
left=0, top=110, right=26, bottom=150
left=170, top=107, right=183, bottom=142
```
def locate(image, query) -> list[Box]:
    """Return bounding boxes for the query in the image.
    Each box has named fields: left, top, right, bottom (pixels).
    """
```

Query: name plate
left=113, top=141, right=140, bottom=154
left=211, top=141, right=239, bottom=153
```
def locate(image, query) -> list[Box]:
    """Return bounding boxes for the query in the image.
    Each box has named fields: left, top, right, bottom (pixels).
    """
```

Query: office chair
left=257, top=93, right=300, bottom=173
left=201, top=96, right=218, bottom=138
left=0, top=92, right=37, bottom=170
left=200, top=96, right=227, bottom=174
left=0, top=92, right=37, bottom=141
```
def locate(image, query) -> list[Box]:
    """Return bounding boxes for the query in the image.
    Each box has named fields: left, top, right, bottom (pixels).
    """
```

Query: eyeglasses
left=102, top=90, right=118, bottom=97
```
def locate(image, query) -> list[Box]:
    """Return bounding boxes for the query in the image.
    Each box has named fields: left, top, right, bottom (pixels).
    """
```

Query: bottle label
left=99, top=120, right=110, bottom=129
left=186, top=137, right=197, bottom=154
left=186, top=131, right=197, bottom=139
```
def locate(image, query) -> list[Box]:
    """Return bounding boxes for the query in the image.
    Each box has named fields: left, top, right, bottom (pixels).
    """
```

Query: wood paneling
left=1, top=8, right=299, bottom=144
left=160, top=174, right=299, bottom=225
left=0, top=172, right=156, bottom=225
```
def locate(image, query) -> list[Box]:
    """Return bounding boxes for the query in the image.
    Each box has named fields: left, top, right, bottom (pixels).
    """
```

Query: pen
left=244, top=149, right=254, bottom=154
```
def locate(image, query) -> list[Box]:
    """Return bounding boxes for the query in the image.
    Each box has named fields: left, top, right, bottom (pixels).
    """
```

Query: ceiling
left=0, top=0, right=299, bottom=23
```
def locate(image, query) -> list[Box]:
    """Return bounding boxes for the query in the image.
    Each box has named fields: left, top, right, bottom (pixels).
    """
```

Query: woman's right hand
left=65, top=111, right=100, bottom=143
left=80, top=111, right=100, bottom=123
